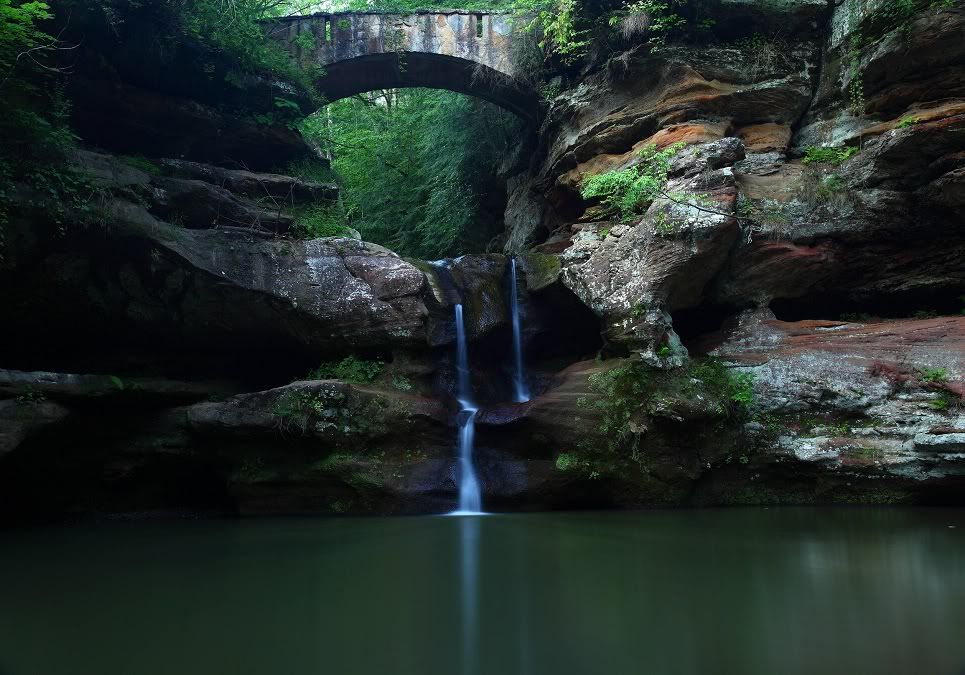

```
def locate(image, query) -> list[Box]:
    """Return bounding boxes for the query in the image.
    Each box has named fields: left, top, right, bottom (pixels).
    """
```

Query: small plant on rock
left=307, top=356, right=384, bottom=384
left=896, top=115, right=921, bottom=129
left=930, top=393, right=953, bottom=411
left=391, top=375, right=413, bottom=392
left=289, top=204, right=355, bottom=240
left=555, top=452, right=576, bottom=471
left=919, top=367, right=948, bottom=384
left=802, top=145, right=859, bottom=166
left=816, top=174, right=846, bottom=200
left=580, top=142, right=684, bottom=221
left=15, top=386, right=46, bottom=404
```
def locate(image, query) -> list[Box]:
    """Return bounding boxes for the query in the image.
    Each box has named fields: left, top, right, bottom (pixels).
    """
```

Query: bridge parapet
left=267, top=11, right=538, bottom=121
left=272, top=12, right=517, bottom=77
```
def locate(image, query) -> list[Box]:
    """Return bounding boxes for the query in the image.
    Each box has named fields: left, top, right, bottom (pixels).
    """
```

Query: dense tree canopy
left=298, top=89, right=522, bottom=258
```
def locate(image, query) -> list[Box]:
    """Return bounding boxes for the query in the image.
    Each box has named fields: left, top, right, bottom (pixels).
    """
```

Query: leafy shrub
left=608, top=0, right=687, bottom=45
left=688, top=358, right=755, bottom=414
left=802, top=145, right=860, bottom=165
left=578, top=362, right=653, bottom=454
left=517, top=0, right=590, bottom=63
left=580, top=143, right=684, bottom=221
left=289, top=205, right=356, bottom=239
left=0, top=1, right=88, bottom=258
left=555, top=452, right=576, bottom=471
left=307, top=356, right=384, bottom=384
left=919, top=367, right=947, bottom=384
left=896, top=115, right=920, bottom=129
left=729, top=372, right=755, bottom=409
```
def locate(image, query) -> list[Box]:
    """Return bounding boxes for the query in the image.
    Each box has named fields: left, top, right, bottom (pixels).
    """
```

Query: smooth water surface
left=2, top=509, right=965, bottom=675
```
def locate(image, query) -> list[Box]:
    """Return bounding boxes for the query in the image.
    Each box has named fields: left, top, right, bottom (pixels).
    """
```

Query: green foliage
left=555, top=452, right=576, bottom=471
left=919, top=367, right=947, bottom=384
left=517, top=0, right=590, bottom=63
left=878, top=0, right=918, bottom=35
left=299, top=89, right=521, bottom=258
left=119, top=155, right=160, bottom=175
left=816, top=173, right=846, bottom=200
left=578, top=362, right=652, bottom=455
left=844, top=6, right=865, bottom=113
left=15, top=386, right=46, bottom=404
left=271, top=389, right=332, bottom=433
left=609, top=0, right=687, bottom=46
left=289, top=204, right=355, bottom=239
left=930, top=393, right=952, bottom=411
left=0, top=1, right=88, bottom=258
left=896, top=115, right=920, bottom=129
left=574, top=357, right=754, bottom=466
left=802, top=145, right=859, bottom=165
left=728, top=372, right=755, bottom=409
left=391, top=375, right=413, bottom=391
left=688, top=358, right=755, bottom=414
left=580, top=142, right=684, bottom=221
left=307, top=356, right=384, bottom=384
left=653, top=208, right=677, bottom=234
left=292, top=30, right=315, bottom=51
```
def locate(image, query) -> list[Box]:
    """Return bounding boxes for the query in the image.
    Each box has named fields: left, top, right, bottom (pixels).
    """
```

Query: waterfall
left=453, top=303, right=482, bottom=514
left=509, top=258, right=530, bottom=403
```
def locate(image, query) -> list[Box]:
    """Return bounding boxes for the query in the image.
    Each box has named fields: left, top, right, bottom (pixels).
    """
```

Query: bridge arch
left=267, top=11, right=540, bottom=123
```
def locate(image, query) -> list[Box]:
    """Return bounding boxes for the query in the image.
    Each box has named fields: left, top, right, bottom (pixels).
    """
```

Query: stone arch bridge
left=266, top=11, right=539, bottom=122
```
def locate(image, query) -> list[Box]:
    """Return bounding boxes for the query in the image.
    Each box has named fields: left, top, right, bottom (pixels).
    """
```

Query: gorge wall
left=0, top=0, right=963, bottom=521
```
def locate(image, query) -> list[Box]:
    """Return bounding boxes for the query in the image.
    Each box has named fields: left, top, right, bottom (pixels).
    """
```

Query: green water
left=2, top=509, right=964, bottom=675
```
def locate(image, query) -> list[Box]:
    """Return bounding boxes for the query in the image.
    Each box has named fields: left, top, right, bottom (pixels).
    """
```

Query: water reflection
left=1, top=509, right=964, bottom=675
left=459, top=516, right=480, bottom=675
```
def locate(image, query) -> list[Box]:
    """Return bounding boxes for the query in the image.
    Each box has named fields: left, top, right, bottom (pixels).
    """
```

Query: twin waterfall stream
left=451, top=258, right=529, bottom=516
left=451, top=259, right=531, bottom=675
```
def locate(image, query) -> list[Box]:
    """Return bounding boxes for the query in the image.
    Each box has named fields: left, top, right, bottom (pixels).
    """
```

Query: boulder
left=0, top=400, right=70, bottom=456
left=560, top=138, right=743, bottom=349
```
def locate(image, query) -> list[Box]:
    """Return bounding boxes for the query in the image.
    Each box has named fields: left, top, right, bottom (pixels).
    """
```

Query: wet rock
left=144, top=227, right=430, bottom=349
left=913, top=430, right=965, bottom=454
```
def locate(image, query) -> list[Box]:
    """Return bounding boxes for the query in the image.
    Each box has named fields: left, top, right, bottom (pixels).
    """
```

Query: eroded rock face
left=560, top=138, right=744, bottom=352
left=3, top=1, right=964, bottom=520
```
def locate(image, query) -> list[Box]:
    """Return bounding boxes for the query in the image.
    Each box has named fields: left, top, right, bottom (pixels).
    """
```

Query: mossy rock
left=518, top=253, right=561, bottom=292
